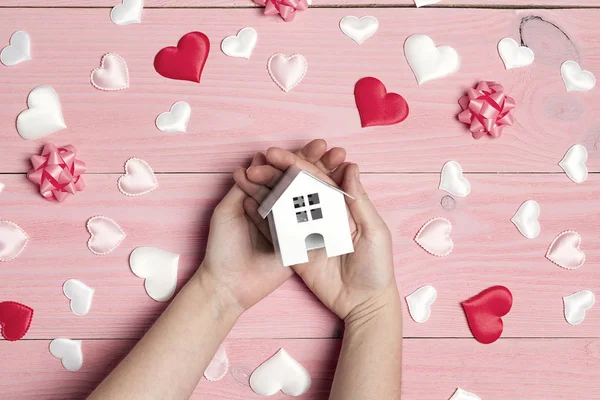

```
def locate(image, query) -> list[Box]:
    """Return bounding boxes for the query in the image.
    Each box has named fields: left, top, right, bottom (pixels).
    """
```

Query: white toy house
left=258, top=166, right=355, bottom=267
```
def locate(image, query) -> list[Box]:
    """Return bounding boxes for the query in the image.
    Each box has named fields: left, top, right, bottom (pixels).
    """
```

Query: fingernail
left=251, top=153, right=259, bottom=165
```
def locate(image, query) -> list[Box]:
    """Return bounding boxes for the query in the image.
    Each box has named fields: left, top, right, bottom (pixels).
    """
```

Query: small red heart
left=0, top=301, right=34, bottom=341
left=154, top=31, right=210, bottom=83
left=461, top=286, right=512, bottom=344
left=354, top=77, right=409, bottom=128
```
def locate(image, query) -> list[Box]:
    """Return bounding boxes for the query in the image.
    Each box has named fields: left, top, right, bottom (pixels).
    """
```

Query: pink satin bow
left=27, top=144, right=85, bottom=202
left=254, top=0, right=308, bottom=22
left=458, top=81, right=516, bottom=139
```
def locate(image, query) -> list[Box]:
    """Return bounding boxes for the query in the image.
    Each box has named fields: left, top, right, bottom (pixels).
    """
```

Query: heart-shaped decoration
left=0, top=301, right=34, bottom=341
left=49, top=338, right=83, bottom=371
left=559, top=144, right=588, bottom=183
left=267, top=53, right=307, bottom=92
left=339, top=16, right=379, bottom=45
left=90, top=53, right=129, bottom=91
left=439, top=160, right=470, bottom=197
left=546, top=231, right=585, bottom=270
left=462, top=286, right=512, bottom=344
left=87, top=216, right=126, bottom=255
left=561, top=60, right=596, bottom=92
left=118, top=158, right=158, bottom=197
left=414, top=0, right=441, bottom=6
left=1, top=31, right=31, bottom=66
left=511, top=200, right=541, bottom=239
left=0, top=182, right=4, bottom=194
left=221, top=27, right=257, bottom=59
left=130, top=247, right=180, bottom=302
left=204, top=344, right=229, bottom=382
left=17, top=85, right=67, bottom=140
left=449, top=388, right=482, bottom=400
left=406, top=285, right=437, bottom=323
left=156, top=101, right=191, bottom=133
left=415, top=217, right=453, bottom=257
left=404, top=34, right=461, bottom=85
left=497, top=38, right=534, bottom=70
left=0, top=220, right=29, bottom=262
left=63, top=279, right=94, bottom=316
left=354, top=77, right=409, bottom=127
left=154, top=31, right=210, bottom=83
left=563, top=290, right=595, bottom=326
left=110, top=0, right=143, bottom=25
left=250, top=349, right=311, bottom=396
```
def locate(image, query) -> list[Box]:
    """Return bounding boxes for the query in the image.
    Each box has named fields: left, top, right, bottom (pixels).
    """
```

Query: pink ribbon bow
left=27, top=144, right=85, bottom=202
left=458, top=81, right=516, bottom=139
left=254, top=0, right=308, bottom=22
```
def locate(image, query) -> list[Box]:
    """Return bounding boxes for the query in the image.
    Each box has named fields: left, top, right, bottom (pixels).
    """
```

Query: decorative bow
left=27, top=144, right=85, bottom=202
left=254, top=0, right=308, bottom=22
left=458, top=81, right=516, bottom=139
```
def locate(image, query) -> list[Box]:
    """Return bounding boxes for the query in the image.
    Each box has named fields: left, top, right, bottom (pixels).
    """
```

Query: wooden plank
left=1, top=173, right=598, bottom=339
left=1, top=8, right=599, bottom=173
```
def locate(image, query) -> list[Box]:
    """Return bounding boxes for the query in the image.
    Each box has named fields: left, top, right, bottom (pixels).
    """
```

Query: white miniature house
left=258, top=166, right=355, bottom=267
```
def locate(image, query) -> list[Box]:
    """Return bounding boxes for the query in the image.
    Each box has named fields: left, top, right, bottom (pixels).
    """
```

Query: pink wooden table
left=1, top=1, right=599, bottom=399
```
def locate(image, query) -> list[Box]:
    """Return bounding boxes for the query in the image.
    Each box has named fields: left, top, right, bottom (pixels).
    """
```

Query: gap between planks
left=1, top=5, right=600, bottom=9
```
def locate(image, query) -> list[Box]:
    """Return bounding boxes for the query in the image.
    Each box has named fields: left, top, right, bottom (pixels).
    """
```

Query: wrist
left=191, top=265, right=245, bottom=324
left=343, top=286, right=402, bottom=334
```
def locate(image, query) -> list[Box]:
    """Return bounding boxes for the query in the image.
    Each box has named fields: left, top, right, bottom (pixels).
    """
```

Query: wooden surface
left=1, top=1, right=599, bottom=400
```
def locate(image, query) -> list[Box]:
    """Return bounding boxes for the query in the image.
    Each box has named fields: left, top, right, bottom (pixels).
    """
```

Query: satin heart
left=250, top=349, right=311, bottom=396
left=354, top=77, right=409, bottom=128
left=204, top=344, right=229, bottom=382
left=155, top=101, right=191, bottom=133
left=404, top=34, right=461, bottom=85
left=63, top=279, right=94, bottom=316
left=90, top=53, right=129, bottom=91
left=563, top=290, right=595, bottom=326
left=511, top=200, right=540, bottom=239
left=118, top=158, right=158, bottom=197
left=130, top=247, right=180, bottom=302
left=221, top=27, right=257, bottom=59
left=414, top=0, right=441, bottom=6
left=86, top=216, right=126, bottom=255
left=110, top=0, right=143, bottom=25
left=339, top=16, right=379, bottom=45
left=449, top=388, right=482, bottom=400
left=0, top=220, right=29, bottom=262
left=267, top=53, right=307, bottom=92
left=1, top=31, right=31, bottom=66
left=406, top=285, right=437, bottom=323
left=462, top=286, right=512, bottom=344
left=154, top=31, right=210, bottom=83
left=0, top=301, right=34, bottom=341
left=561, top=61, right=596, bottom=92
left=546, top=231, right=585, bottom=270
left=414, top=217, right=453, bottom=257
left=439, top=160, right=470, bottom=197
left=0, top=182, right=4, bottom=194
left=16, top=85, right=67, bottom=140
left=498, top=38, right=534, bottom=70
left=559, top=144, right=588, bottom=183
left=49, top=338, right=83, bottom=371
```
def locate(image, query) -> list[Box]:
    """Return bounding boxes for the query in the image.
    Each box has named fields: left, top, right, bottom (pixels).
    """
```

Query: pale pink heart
left=90, top=53, right=129, bottom=91
left=0, top=221, right=29, bottom=262
left=546, top=231, right=585, bottom=270
left=86, top=216, right=126, bottom=256
left=414, top=217, right=453, bottom=257
left=267, top=53, right=307, bottom=92
left=117, top=158, right=158, bottom=197
left=204, top=344, right=229, bottom=382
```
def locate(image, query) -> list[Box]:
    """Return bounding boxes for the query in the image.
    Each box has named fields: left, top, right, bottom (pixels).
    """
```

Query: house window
left=294, top=193, right=323, bottom=223
left=310, top=208, right=323, bottom=220
left=308, top=193, right=320, bottom=206
left=293, top=196, right=305, bottom=209
left=296, top=211, right=308, bottom=223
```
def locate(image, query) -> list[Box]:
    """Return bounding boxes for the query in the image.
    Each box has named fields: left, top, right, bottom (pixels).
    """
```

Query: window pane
left=296, top=211, right=308, bottom=223
left=310, top=208, right=323, bottom=220
left=308, top=193, right=320, bottom=206
left=293, top=196, right=305, bottom=208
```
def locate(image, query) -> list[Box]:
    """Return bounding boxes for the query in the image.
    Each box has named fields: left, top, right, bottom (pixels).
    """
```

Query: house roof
left=258, top=165, right=353, bottom=219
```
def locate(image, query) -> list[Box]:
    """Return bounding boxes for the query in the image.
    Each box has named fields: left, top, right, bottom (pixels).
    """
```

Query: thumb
left=342, top=164, right=380, bottom=227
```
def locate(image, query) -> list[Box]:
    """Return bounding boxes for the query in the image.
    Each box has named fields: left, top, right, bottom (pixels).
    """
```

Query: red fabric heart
left=354, top=77, right=409, bottom=128
left=154, top=32, right=210, bottom=83
left=461, top=286, right=512, bottom=344
left=0, top=301, right=34, bottom=341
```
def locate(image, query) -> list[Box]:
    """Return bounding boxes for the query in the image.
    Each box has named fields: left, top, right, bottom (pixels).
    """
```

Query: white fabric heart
left=563, top=290, right=595, bottom=326
left=498, top=38, right=534, bottom=70
left=49, top=338, right=83, bottom=371
left=406, top=285, right=437, bottom=323
left=204, top=344, right=229, bottom=382
left=90, top=53, right=129, bottom=91
left=0, top=220, right=29, bottom=262
left=118, top=158, right=158, bottom=196
left=130, top=247, right=179, bottom=302
left=414, top=0, right=441, bottom=6
left=449, top=388, right=481, bottom=400
left=86, top=216, right=126, bottom=255
left=17, top=85, right=67, bottom=140
left=559, top=144, right=588, bottom=183
left=250, top=349, right=311, bottom=396
left=404, top=34, right=461, bottom=85
left=63, top=279, right=94, bottom=316
left=1, top=31, right=31, bottom=66
left=511, top=200, right=541, bottom=239
left=339, top=16, right=379, bottom=45
left=110, top=0, right=143, bottom=25
left=546, top=231, right=585, bottom=270
left=0, top=182, right=4, bottom=194
left=439, top=160, right=470, bottom=197
left=561, top=61, right=596, bottom=92
left=267, top=53, right=307, bottom=92
left=221, top=27, right=257, bottom=59
left=415, top=217, right=453, bottom=257
left=156, top=101, right=191, bottom=133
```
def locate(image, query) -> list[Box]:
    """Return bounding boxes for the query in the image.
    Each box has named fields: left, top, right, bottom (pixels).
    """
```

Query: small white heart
left=0, top=182, right=4, bottom=194
left=414, top=0, right=441, bottom=6
left=90, top=53, right=129, bottom=91
left=49, top=338, right=83, bottom=371
left=511, top=200, right=541, bottom=239
left=86, top=216, right=126, bottom=255
left=110, top=0, right=143, bottom=25
left=267, top=53, right=307, bottom=92
left=221, top=27, right=257, bottom=59
left=449, top=388, right=482, bottom=400
left=404, top=34, right=461, bottom=85
left=1, top=31, right=31, bottom=66
left=339, top=16, right=379, bottom=45
left=561, top=60, right=596, bottom=92
left=63, top=279, right=95, bottom=316
left=118, top=158, right=158, bottom=197
left=498, top=38, right=534, bottom=70
left=156, top=101, right=191, bottom=133
left=415, top=217, right=453, bottom=257
left=130, top=247, right=179, bottom=302
left=546, top=230, right=585, bottom=270
left=0, top=220, right=29, bottom=262
left=563, top=290, right=595, bottom=326
left=559, top=144, right=588, bottom=183
left=439, top=160, right=471, bottom=197
left=204, top=344, right=229, bottom=382
left=406, top=285, right=437, bottom=323
left=250, top=349, right=311, bottom=396
left=17, top=85, right=67, bottom=140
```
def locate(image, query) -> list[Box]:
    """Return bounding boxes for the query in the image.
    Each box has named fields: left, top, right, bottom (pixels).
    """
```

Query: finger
left=297, top=139, right=327, bottom=163
left=216, top=184, right=247, bottom=214
left=316, top=147, right=347, bottom=174
left=243, top=197, right=272, bottom=242
left=342, top=164, right=380, bottom=227
left=266, top=147, right=338, bottom=187
left=233, top=166, right=270, bottom=204
left=246, top=165, right=283, bottom=188
left=330, top=162, right=351, bottom=186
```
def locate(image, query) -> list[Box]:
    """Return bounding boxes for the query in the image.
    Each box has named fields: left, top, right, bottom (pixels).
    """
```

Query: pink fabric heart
left=86, top=216, right=126, bottom=256
left=0, top=221, right=29, bottom=262
left=267, top=53, right=307, bottom=92
left=546, top=231, right=585, bottom=270
left=91, top=53, right=129, bottom=91
left=415, top=217, right=454, bottom=257
left=118, top=158, right=158, bottom=197
left=204, top=344, right=229, bottom=382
